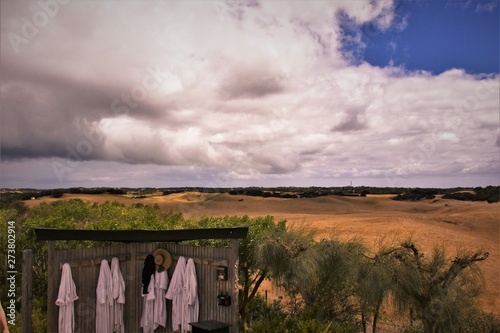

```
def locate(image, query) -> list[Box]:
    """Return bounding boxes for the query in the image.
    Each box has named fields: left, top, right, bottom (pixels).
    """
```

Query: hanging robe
left=154, top=270, right=169, bottom=329
left=184, top=258, right=199, bottom=332
left=111, top=257, right=125, bottom=333
left=56, top=263, right=79, bottom=333
left=96, top=259, right=113, bottom=333
left=165, top=256, right=186, bottom=332
left=140, top=274, right=156, bottom=333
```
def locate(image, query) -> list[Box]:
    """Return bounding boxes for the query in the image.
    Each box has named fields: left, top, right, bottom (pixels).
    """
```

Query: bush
left=249, top=298, right=359, bottom=333
left=443, top=186, right=499, bottom=203
left=392, top=189, right=437, bottom=201
left=451, top=309, right=500, bottom=333
left=400, top=324, right=423, bottom=333
left=50, top=190, right=64, bottom=198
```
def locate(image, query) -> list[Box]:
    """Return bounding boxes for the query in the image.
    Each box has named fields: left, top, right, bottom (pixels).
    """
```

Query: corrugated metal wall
left=47, top=242, right=238, bottom=333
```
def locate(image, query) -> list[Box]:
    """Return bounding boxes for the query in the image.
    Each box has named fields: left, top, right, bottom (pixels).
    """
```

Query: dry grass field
left=26, top=192, right=499, bottom=316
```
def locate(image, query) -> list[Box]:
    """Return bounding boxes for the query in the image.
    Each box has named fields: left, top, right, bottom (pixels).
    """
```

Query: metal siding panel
left=49, top=242, right=237, bottom=333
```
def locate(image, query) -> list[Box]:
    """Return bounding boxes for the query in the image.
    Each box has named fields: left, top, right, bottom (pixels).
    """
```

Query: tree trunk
left=239, top=268, right=251, bottom=333
left=423, top=321, right=435, bottom=333
left=372, top=297, right=383, bottom=333
left=239, top=269, right=268, bottom=333
left=361, top=310, right=367, bottom=333
left=422, top=311, right=437, bottom=333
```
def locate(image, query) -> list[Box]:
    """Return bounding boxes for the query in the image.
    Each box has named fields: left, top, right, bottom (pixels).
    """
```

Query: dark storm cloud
left=0, top=58, right=179, bottom=161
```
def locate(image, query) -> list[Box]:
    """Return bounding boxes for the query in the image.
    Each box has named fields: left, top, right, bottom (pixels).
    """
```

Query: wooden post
left=22, top=249, right=32, bottom=333
left=47, top=241, right=56, bottom=333
left=230, top=239, right=239, bottom=333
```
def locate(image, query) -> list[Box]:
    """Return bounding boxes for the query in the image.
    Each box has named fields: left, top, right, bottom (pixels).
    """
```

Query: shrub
left=443, top=186, right=499, bottom=203
left=392, top=189, right=437, bottom=201
left=249, top=299, right=360, bottom=333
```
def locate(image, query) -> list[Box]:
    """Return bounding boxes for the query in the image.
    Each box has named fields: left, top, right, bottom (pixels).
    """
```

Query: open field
left=25, top=192, right=499, bottom=316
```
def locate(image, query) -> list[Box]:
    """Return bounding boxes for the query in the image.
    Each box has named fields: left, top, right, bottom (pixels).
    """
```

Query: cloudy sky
left=1, top=0, right=498, bottom=189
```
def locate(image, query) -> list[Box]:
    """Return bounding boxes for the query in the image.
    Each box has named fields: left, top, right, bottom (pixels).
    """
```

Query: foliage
left=301, top=239, right=365, bottom=323
left=249, top=296, right=359, bottom=333
left=260, top=231, right=366, bottom=325
left=377, top=242, right=489, bottom=333
left=247, top=295, right=286, bottom=330
left=443, top=186, right=499, bottom=203
left=0, top=197, right=497, bottom=333
left=400, top=324, right=424, bottom=333
left=392, top=189, right=437, bottom=201
left=455, top=309, right=500, bottom=333
left=358, top=243, right=396, bottom=332
left=258, top=229, right=494, bottom=333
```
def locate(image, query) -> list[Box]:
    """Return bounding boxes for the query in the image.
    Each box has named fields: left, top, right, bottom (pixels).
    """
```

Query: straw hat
left=153, top=248, right=172, bottom=272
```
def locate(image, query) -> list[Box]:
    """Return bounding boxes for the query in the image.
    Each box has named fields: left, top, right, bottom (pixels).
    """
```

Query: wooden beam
left=33, top=227, right=248, bottom=242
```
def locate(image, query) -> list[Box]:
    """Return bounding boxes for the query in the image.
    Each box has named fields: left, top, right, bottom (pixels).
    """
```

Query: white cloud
left=1, top=0, right=498, bottom=188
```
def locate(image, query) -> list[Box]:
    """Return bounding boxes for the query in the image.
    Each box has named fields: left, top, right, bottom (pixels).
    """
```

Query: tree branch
left=439, top=251, right=489, bottom=291
left=249, top=269, right=268, bottom=301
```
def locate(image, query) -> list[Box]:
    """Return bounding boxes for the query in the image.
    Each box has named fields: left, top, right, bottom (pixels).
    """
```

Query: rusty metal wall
left=47, top=242, right=237, bottom=333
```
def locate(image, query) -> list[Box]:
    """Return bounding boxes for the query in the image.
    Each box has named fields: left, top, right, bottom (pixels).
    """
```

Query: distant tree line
left=0, top=187, right=128, bottom=208
left=442, top=186, right=499, bottom=203
left=393, top=186, right=499, bottom=203
left=228, top=187, right=382, bottom=198
left=1, top=186, right=498, bottom=209
left=392, top=189, right=438, bottom=201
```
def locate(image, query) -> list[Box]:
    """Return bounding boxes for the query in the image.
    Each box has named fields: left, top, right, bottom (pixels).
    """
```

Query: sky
left=0, top=0, right=499, bottom=189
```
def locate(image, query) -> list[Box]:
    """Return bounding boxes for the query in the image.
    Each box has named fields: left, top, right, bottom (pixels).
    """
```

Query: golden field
left=25, top=192, right=499, bottom=316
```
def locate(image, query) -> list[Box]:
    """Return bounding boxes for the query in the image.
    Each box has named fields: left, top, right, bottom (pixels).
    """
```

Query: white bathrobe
left=154, top=270, right=169, bottom=329
left=111, top=257, right=125, bottom=333
left=166, top=256, right=186, bottom=332
left=140, top=274, right=156, bottom=333
left=56, top=263, right=79, bottom=333
left=96, top=259, right=113, bottom=333
left=184, top=258, right=199, bottom=332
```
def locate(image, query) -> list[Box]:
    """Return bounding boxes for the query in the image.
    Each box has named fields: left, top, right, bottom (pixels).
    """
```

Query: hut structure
left=24, top=227, right=248, bottom=333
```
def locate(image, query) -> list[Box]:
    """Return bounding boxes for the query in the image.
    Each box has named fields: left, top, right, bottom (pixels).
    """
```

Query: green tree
left=358, top=246, right=395, bottom=333
left=259, top=228, right=365, bottom=324
left=258, top=224, right=316, bottom=316
left=381, top=242, right=488, bottom=333
left=301, top=239, right=365, bottom=323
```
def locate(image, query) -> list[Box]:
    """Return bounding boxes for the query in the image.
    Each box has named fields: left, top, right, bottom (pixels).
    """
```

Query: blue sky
left=1, top=1, right=498, bottom=189
left=362, top=0, right=499, bottom=74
